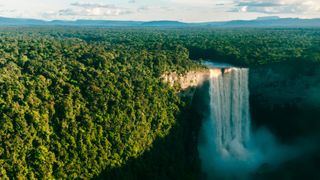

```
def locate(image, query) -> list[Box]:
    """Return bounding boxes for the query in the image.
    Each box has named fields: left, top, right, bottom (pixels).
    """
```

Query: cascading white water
left=198, top=66, right=255, bottom=178
left=209, top=68, right=251, bottom=159
left=199, top=63, right=309, bottom=179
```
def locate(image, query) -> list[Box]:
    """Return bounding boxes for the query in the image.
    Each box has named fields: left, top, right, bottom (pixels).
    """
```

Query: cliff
left=161, top=69, right=210, bottom=99
left=161, top=66, right=239, bottom=91
left=161, top=69, right=211, bottom=91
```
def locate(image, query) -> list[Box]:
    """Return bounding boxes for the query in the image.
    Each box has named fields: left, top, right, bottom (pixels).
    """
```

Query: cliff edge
left=161, top=69, right=210, bottom=91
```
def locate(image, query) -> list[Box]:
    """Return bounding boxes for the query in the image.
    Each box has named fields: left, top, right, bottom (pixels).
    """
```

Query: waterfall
left=198, top=66, right=255, bottom=178
left=209, top=68, right=251, bottom=159
left=199, top=64, right=308, bottom=178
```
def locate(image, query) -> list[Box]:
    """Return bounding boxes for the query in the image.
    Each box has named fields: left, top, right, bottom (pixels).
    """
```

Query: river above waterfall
left=201, top=61, right=234, bottom=68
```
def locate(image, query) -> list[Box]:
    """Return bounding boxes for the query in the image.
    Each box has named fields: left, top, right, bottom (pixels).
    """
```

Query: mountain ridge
left=1, top=16, right=320, bottom=28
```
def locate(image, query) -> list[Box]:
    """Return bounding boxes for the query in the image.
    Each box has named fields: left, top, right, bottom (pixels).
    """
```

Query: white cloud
left=233, top=0, right=320, bottom=14
left=43, top=2, right=132, bottom=19
left=137, top=5, right=172, bottom=13
left=171, top=0, right=230, bottom=6
left=1, top=0, right=320, bottom=22
left=171, top=0, right=213, bottom=4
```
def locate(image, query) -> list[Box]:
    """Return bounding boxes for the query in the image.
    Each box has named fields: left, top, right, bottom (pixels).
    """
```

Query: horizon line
left=0, top=15, right=314, bottom=23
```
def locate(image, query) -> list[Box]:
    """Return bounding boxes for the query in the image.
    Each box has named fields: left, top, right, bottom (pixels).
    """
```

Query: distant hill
left=50, top=20, right=144, bottom=27
left=0, top=17, right=46, bottom=26
left=141, top=21, right=188, bottom=27
left=1, top=16, right=320, bottom=28
left=256, top=16, right=280, bottom=21
left=213, top=18, right=320, bottom=28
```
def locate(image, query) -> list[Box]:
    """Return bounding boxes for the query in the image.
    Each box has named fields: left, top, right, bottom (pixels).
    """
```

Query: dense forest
left=1, top=27, right=320, bottom=179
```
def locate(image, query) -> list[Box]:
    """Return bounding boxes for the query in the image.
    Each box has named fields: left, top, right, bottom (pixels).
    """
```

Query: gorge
left=165, top=62, right=320, bottom=179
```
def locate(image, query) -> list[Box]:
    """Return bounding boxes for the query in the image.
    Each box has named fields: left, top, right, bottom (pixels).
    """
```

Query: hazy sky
left=0, top=0, right=320, bottom=22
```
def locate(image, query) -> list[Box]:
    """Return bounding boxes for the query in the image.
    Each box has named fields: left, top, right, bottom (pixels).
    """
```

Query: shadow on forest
left=95, top=82, right=211, bottom=180
left=96, top=61, right=320, bottom=180
left=250, top=61, right=320, bottom=179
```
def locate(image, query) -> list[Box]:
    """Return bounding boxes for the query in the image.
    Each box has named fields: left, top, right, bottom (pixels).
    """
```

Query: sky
left=0, top=0, right=320, bottom=22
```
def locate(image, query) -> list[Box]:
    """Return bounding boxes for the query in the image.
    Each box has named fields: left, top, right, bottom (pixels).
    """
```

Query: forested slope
left=0, top=28, right=200, bottom=179
left=2, top=27, right=320, bottom=179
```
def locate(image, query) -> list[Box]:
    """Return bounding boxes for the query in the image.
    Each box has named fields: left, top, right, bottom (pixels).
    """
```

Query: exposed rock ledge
left=161, top=69, right=210, bottom=91
left=161, top=67, right=235, bottom=99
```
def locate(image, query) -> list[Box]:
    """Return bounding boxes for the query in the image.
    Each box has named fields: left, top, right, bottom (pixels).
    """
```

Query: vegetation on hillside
left=0, top=28, right=200, bottom=179
left=1, top=27, right=320, bottom=179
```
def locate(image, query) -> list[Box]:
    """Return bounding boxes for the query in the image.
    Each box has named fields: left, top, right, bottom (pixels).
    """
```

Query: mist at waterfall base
left=198, top=67, right=313, bottom=179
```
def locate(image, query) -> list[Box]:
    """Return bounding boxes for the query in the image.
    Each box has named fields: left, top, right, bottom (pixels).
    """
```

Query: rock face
left=161, top=70, right=211, bottom=90
left=161, top=67, right=239, bottom=101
